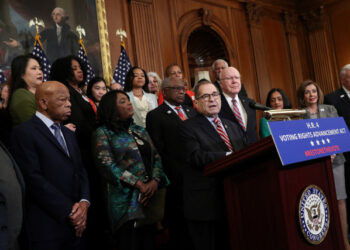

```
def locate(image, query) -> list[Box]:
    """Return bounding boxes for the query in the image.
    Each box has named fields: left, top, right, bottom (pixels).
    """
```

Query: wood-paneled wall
left=104, top=0, right=350, bottom=108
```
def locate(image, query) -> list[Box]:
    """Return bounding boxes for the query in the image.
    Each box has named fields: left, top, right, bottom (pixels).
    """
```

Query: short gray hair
left=161, top=77, right=185, bottom=90
left=340, top=64, right=350, bottom=78
left=147, top=72, right=162, bottom=86
left=211, top=59, right=228, bottom=71
left=52, top=7, right=66, bottom=18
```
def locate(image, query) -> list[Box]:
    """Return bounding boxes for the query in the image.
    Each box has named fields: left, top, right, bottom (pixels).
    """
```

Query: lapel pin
left=341, top=95, right=345, bottom=98
left=224, top=124, right=228, bottom=129
left=186, top=109, right=190, bottom=112
left=167, top=110, right=172, bottom=114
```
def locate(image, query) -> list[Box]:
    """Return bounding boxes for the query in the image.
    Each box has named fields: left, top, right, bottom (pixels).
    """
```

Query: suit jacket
left=10, top=115, right=90, bottom=242
left=0, top=141, right=24, bottom=249
left=179, top=114, right=245, bottom=221
left=146, top=103, right=197, bottom=185
left=219, top=93, right=258, bottom=145
left=40, top=23, right=79, bottom=63
left=324, top=87, right=350, bottom=132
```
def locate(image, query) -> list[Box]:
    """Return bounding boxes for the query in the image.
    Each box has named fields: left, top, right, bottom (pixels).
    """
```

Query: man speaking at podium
left=179, top=80, right=245, bottom=250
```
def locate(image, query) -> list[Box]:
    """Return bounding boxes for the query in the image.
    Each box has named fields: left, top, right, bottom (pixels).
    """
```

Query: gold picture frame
left=95, top=0, right=113, bottom=84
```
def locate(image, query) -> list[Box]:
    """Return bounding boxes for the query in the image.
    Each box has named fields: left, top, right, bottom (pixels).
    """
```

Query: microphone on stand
left=248, top=100, right=272, bottom=111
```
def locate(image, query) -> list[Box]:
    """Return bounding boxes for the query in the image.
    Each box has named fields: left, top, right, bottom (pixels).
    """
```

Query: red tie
left=175, top=106, right=187, bottom=121
left=213, top=117, right=233, bottom=152
left=232, top=99, right=246, bottom=131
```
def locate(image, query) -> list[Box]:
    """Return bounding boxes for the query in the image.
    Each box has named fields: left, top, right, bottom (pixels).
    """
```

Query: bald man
left=11, top=81, right=90, bottom=250
left=218, top=67, right=257, bottom=145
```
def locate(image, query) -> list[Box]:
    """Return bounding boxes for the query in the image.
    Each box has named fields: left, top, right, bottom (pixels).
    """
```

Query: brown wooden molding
left=300, top=5, right=325, bottom=32
left=282, top=11, right=298, bottom=35
left=244, top=1, right=264, bottom=26
left=199, top=8, right=213, bottom=26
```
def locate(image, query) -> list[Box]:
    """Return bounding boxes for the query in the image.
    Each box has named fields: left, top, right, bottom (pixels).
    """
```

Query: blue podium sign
left=268, top=117, right=350, bottom=166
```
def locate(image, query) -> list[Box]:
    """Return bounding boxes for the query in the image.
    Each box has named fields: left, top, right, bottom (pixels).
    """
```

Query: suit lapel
left=338, top=88, right=350, bottom=105
left=32, top=116, right=71, bottom=159
left=161, top=103, right=183, bottom=121
left=197, top=115, right=228, bottom=151
left=221, top=119, right=240, bottom=152
left=318, top=105, right=327, bottom=118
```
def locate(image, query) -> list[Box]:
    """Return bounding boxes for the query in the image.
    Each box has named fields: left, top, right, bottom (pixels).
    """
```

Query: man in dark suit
left=218, top=66, right=257, bottom=145
left=40, top=7, right=78, bottom=63
left=0, top=140, right=24, bottom=250
left=179, top=80, right=245, bottom=250
left=11, top=81, right=90, bottom=250
left=324, top=64, right=350, bottom=227
left=146, top=77, right=197, bottom=250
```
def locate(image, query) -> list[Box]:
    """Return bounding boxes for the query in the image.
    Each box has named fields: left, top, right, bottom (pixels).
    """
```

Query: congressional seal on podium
left=298, top=185, right=330, bottom=244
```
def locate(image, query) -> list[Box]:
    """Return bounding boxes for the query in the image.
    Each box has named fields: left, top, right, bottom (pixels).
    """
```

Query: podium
left=204, top=136, right=345, bottom=250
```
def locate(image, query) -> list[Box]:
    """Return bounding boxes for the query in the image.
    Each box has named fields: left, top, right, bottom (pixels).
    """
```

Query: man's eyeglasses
left=164, top=86, right=187, bottom=92
left=197, top=92, right=220, bottom=101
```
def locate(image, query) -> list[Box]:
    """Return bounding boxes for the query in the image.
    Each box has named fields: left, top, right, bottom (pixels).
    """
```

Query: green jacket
left=9, top=88, right=36, bottom=127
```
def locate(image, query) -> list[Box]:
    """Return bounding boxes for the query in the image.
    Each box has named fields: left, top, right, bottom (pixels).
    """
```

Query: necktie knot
left=51, top=123, right=60, bottom=130
left=175, top=106, right=187, bottom=121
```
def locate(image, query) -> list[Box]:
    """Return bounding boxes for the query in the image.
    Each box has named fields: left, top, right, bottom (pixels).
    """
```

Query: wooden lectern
left=204, top=136, right=345, bottom=250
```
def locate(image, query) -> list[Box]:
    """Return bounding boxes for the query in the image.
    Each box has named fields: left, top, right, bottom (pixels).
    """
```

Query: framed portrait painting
left=0, top=0, right=111, bottom=81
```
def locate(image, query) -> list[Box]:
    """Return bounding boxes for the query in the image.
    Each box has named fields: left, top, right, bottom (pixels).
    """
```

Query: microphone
left=248, top=100, right=272, bottom=111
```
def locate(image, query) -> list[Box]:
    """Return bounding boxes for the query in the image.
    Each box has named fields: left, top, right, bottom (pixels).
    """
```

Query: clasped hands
left=69, top=201, right=89, bottom=237
left=135, top=179, right=158, bottom=205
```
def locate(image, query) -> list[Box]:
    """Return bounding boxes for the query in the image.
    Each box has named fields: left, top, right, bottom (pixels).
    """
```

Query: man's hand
left=64, top=123, right=76, bottom=132
left=3, top=38, right=20, bottom=48
left=69, top=201, right=89, bottom=236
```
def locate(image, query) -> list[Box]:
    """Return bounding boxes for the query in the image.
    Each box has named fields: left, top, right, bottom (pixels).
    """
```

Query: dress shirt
left=36, top=111, right=69, bottom=154
left=164, top=100, right=188, bottom=119
left=223, top=92, right=247, bottom=127
left=342, top=86, right=350, bottom=99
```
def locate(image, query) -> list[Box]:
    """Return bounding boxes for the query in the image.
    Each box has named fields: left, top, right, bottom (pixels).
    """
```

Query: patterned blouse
left=92, top=124, right=169, bottom=232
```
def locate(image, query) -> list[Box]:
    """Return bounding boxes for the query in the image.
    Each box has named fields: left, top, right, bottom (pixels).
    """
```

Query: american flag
left=77, top=40, right=95, bottom=84
left=0, top=70, right=6, bottom=84
left=31, top=39, right=51, bottom=81
left=112, top=45, right=132, bottom=88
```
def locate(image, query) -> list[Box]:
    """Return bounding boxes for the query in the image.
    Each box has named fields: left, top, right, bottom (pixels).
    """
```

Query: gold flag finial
left=29, top=17, right=45, bottom=35
left=116, top=29, right=127, bottom=47
left=76, top=25, right=86, bottom=40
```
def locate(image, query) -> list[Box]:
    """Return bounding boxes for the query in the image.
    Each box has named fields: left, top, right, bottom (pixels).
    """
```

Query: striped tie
left=213, top=117, right=233, bottom=152
left=175, top=106, right=187, bottom=121
left=232, top=99, right=246, bottom=131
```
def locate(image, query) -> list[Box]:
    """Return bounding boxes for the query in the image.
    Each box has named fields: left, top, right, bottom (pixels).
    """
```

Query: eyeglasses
left=220, top=76, right=240, bottom=81
left=164, top=86, right=187, bottom=92
left=197, top=92, right=220, bottom=101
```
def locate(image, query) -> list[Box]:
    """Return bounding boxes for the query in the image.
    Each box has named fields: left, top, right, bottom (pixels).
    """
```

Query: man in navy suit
left=146, top=77, right=197, bottom=250
left=11, top=81, right=90, bottom=250
left=179, top=80, right=245, bottom=250
left=218, top=67, right=257, bottom=145
left=324, top=64, right=350, bottom=227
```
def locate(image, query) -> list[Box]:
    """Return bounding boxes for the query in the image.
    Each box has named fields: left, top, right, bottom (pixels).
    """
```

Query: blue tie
left=51, top=123, right=69, bottom=155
